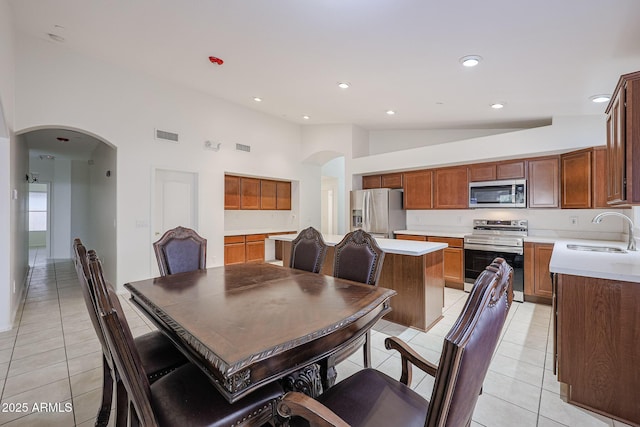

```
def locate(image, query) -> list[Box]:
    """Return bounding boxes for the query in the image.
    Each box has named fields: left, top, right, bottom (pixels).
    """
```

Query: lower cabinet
left=224, top=234, right=267, bottom=265
left=524, top=242, right=553, bottom=304
left=396, top=234, right=464, bottom=289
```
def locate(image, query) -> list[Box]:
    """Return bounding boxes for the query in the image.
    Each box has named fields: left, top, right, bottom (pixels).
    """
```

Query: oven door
left=464, top=246, right=524, bottom=302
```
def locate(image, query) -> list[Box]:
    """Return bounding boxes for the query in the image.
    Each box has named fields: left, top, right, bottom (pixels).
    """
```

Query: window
left=29, top=184, right=48, bottom=232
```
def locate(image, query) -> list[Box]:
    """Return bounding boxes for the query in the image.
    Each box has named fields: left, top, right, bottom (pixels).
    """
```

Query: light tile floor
left=0, top=249, right=633, bottom=426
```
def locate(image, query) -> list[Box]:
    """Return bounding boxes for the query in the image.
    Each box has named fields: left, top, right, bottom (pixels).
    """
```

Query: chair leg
left=363, top=330, right=372, bottom=368
left=115, top=379, right=128, bottom=427
left=95, top=356, right=113, bottom=427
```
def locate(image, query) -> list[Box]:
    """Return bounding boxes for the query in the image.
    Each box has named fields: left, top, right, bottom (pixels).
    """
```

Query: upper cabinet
left=403, top=170, right=432, bottom=209
left=560, top=147, right=613, bottom=209
left=434, top=166, right=469, bottom=209
left=469, top=160, right=526, bottom=182
left=528, top=156, right=559, bottom=208
left=225, top=175, right=291, bottom=210
left=362, top=172, right=403, bottom=189
left=606, top=70, right=640, bottom=205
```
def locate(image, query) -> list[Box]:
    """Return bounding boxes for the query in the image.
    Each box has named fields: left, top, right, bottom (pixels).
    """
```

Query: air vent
left=235, top=143, right=251, bottom=152
left=155, top=129, right=179, bottom=143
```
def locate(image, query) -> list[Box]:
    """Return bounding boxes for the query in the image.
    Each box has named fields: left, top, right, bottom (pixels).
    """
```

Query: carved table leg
left=281, top=363, right=323, bottom=398
left=318, top=357, right=337, bottom=391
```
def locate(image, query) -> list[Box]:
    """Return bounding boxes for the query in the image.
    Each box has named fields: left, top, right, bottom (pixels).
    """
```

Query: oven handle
left=463, top=243, right=523, bottom=255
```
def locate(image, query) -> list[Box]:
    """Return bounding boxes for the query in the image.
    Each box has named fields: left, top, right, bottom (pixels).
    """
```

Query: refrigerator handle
left=363, top=190, right=370, bottom=232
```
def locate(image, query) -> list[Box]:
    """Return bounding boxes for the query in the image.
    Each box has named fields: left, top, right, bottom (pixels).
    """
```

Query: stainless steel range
left=463, top=219, right=527, bottom=302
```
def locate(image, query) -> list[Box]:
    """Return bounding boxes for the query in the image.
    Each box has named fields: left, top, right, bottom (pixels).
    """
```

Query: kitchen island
left=269, top=233, right=447, bottom=331
left=549, top=240, right=640, bottom=426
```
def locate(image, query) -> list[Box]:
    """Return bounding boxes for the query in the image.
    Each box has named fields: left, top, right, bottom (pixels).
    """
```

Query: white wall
left=321, top=156, right=346, bottom=233
left=352, top=115, right=605, bottom=174
left=15, top=34, right=315, bottom=288
left=70, top=160, right=90, bottom=246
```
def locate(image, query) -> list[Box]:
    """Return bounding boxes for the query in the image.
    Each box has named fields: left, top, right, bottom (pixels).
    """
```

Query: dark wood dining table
left=124, top=263, right=396, bottom=403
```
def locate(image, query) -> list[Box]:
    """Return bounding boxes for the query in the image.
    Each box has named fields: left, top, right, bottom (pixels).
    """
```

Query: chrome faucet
left=592, top=212, right=637, bottom=251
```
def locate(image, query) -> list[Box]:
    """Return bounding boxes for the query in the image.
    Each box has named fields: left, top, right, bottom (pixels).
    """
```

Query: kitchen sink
left=566, top=244, right=627, bottom=253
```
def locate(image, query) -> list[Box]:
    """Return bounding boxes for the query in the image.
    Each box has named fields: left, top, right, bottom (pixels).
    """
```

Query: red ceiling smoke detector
left=56, top=137, right=69, bottom=142
left=209, top=56, right=224, bottom=65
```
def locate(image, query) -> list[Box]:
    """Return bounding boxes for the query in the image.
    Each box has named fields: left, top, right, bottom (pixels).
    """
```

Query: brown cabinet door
left=561, top=149, right=592, bottom=209
left=428, top=237, right=464, bottom=288
left=276, top=181, right=291, bottom=210
left=260, top=180, right=277, bottom=209
left=606, top=85, right=626, bottom=204
left=434, top=166, right=469, bottom=209
left=245, top=234, right=266, bottom=263
left=524, top=242, right=553, bottom=302
left=224, top=236, right=246, bottom=265
left=497, top=160, right=526, bottom=179
left=381, top=173, right=403, bottom=189
left=528, top=157, right=559, bottom=208
left=592, top=146, right=610, bottom=208
left=427, top=236, right=463, bottom=248
left=224, top=175, right=241, bottom=209
left=403, top=170, right=433, bottom=209
left=469, top=163, right=496, bottom=182
left=533, top=244, right=553, bottom=299
left=240, top=178, right=260, bottom=209
left=362, top=175, right=382, bottom=189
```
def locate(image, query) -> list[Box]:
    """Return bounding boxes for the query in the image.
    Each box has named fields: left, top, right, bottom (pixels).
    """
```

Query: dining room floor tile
left=0, top=248, right=632, bottom=426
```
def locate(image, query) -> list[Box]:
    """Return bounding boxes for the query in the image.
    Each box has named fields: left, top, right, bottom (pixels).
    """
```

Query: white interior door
left=154, top=169, right=198, bottom=240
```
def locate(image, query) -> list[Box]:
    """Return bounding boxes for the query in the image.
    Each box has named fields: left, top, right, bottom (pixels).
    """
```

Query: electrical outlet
left=570, top=216, right=578, bottom=226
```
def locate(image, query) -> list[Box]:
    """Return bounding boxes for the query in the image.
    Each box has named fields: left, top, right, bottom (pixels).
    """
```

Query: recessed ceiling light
left=337, top=82, right=351, bottom=89
left=589, top=94, right=611, bottom=103
left=302, top=115, right=310, bottom=120
left=490, top=103, right=505, bottom=109
left=253, top=97, right=262, bottom=102
left=460, top=55, right=482, bottom=67
left=386, top=110, right=396, bottom=115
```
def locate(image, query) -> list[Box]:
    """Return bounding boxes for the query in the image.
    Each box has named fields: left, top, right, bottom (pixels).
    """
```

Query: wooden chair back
left=88, top=252, right=158, bottom=426
left=426, top=257, right=513, bottom=427
left=333, top=230, right=385, bottom=286
left=290, top=227, right=328, bottom=273
left=153, top=226, right=207, bottom=276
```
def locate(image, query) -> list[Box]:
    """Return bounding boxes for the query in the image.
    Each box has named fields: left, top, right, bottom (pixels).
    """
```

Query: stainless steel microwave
left=469, top=179, right=526, bottom=208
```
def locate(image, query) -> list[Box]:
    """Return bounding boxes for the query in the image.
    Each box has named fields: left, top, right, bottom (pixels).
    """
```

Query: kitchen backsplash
left=405, top=208, right=634, bottom=241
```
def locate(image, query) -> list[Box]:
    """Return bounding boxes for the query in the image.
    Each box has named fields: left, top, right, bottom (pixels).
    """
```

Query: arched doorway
left=19, top=127, right=118, bottom=282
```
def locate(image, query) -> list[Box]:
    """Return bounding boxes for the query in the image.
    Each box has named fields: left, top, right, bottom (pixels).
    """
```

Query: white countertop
left=224, top=228, right=297, bottom=236
left=549, top=239, right=640, bottom=283
left=269, top=233, right=447, bottom=256
left=395, top=229, right=468, bottom=239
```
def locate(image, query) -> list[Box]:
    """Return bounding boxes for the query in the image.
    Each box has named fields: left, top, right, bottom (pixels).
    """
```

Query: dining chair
left=87, top=251, right=284, bottom=427
left=332, top=229, right=385, bottom=368
left=73, top=239, right=189, bottom=426
left=277, top=257, right=514, bottom=427
left=289, top=227, right=328, bottom=273
left=153, top=226, right=207, bottom=276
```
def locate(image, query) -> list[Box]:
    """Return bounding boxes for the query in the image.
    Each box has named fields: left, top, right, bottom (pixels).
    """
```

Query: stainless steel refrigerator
left=350, top=188, right=406, bottom=238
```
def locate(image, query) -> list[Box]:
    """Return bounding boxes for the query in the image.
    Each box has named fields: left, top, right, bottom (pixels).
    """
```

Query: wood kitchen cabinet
left=469, top=160, right=525, bottom=182
left=403, top=170, right=433, bottom=209
left=528, top=156, right=559, bottom=208
left=605, top=70, right=640, bottom=205
left=362, top=173, right=403, bottom=189
left=224, top=175, right=241, bottom=209
left=225, top=175, right=292, bottom=210
left=428, top=236, right=464, bottom=289
left=224, top=233, right=268, bottom=264
left=396, top=234, right=464, bottom=289
left=524, top=242, right=553, bottom=304
left=260, top=180, right=277, bottom=209
left=245, top=234, right=266, bottom=263
left=555, top=273, right=640, bottom=425
left=224, top=235, right=246, bottom=265
left=240, top=177, right=260, bottom=209
left=433, top=166, right=468, bottom=209
left=561, top=149, right=593, bottom=209
left=276, top=181, right=291, bottom=210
